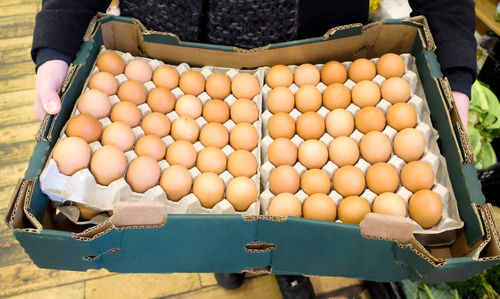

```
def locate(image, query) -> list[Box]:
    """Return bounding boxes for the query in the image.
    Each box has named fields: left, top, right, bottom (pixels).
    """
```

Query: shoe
left=275, top=275, right=316, bottom=299
left=214, top=273, right=245, bottom=290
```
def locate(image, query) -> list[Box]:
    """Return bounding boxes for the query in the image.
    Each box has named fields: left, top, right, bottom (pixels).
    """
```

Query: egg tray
left=259, top=54, right=463, bottom=235
left=39, top=47, right=264, bottom=224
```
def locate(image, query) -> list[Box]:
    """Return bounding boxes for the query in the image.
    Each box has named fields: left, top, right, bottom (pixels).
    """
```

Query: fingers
left=34, top=60, right=69, bottom=120
left=452, top=91, right=469, bottom=134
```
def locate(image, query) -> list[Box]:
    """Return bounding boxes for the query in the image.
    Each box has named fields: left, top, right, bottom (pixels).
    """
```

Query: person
left=31, top=1, right=477, bottom=298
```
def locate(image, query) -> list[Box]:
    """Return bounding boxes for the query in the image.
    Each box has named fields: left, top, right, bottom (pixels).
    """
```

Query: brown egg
left=66, top=113, right=101, bottom=143
left=152, top=65, right=179, bottom=89
left=268, top=112, right=295, bottom=139
left=231, top=73, right=260, bottom=99
left=294, top=63, right=320, bottom=87
left=267, top=138, right=297, bottom=166
left=298, top=140, right=328, bottom=169
left=337, top=196, right=371, bottom=224
left=206, top=73, right=231, bottom=99
left=193, top=172, right=225, bottom=208
left=147, top=87, right=176, bottom=114
left=134, top=135, right=167, bottom=161
left=90, top=145, right=127, bottom=185
left=141, top=112, right=171, bottom=137
left=372, top=192, right=406, bottom=217
left=328, top=137, right=359, bottom=167
left=230, top=98, right=259, bottom=124
left=409, top=189, right=443, bottom=228
left=77, top=89, right=111, bottom=119
left=75, top=202, right=101, bottom=220
left=199, top=122, right=229, bottom=148
left=96, top=52, right=125, bottom=75
left=393, top=128, right=425, bottom=162
left=269, top=165, right=300, bottom=195
left=101, top=121, right=135, bottom=151
left=325, top=109, right=354, bottom=138
left=110, top=101, right=141, bottom=127
left=332, top=166, right=365, bottom=197
left=266, top=65, right=294, bottom=88
left=160, top=165, right=192, bottom=201
left=355, top=106, right=386, bottom=134
left=323, top=83, right=351, bottom=110
left=301, top=169, right=331, bottom=195
left=296, top=112, right=325, bottom=140
left=196, top=146, right=227, bottom=174
left=171, top=116, right=199, bottom=143
left=376, top=53, right=405, bottom=78
left=229, top=123, right=258, bottom=151
left=225, top=177, right=258, bottom=211
left=381, top=78, right=411, bottom=104
left=124, top=60, right=153, bottom=83
left=179, top=70, right=205, bottom=96
left=166, top=140, right=197, bottom=169
left=351, top=80, right=381, bottom=108
left=52, top=136, right=91, bottom=176
left=348, top=58, right=376, bottom=82
left=303, top=193, right=337, bottom=221
left=360, top=131, right=392, bottom=164
left=268, top=193, right=302, bottom=217
left=386, top=103, right=417, bottom=131
left=321, top=61, right=347, bottom=85
left=175, top=94, right=203, bottom=119
left=88, top=72, right=118, bottom=95
left=117, top=80, right=147, bottom=105
left=203, top=99, right=230, bottom=123
left=401, top=161, right=434, bottom=192
left=267, top=87, right=295, bottom=113
left=366, top=162, right=399, bottom=194
left=126, top=156, right=160, bottom=193
left=227, top=150, right=257, bottom=177
left=295, top=84, right=322, bottom=113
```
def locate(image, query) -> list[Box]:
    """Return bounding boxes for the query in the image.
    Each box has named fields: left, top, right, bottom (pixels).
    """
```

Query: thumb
left=40, top=89, right=62, bottom=115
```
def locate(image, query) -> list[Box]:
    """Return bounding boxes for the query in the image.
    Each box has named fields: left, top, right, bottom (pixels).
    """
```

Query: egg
left=328, top=136, right=359, bottom=166
left=351, top=80, right=381, bottom=108
left=268, top=193, right=302, bottom=217
left=134, top=135, right=166, bottom=161
left=366, top=162, right=399, bottom=194
left=231, top=73, right=260, bottom=99
left=110, top=101, right=141, bottom=127
left=166, top=140, right=197, bottom=169
left=141, top=112, right=171, bottom=137
left=90, top=145, right=127, bottom=185
left=393, top=128, right=425, bottom=162
left=269, top=165, right=300, bottom=195
left=66, top=113, right=101, bottom=143
left=267, top=138, right=297, bottom=166
left=348, top=58, right=376, bottom=82
left=266, top=65, right=294, bottom=88
left=88, top=72, right=118, bottom=95
left=325, top=109, right=354, bottom=138
left=203, top=99, right=230, bottom=123
left=381, top=78, right=410, bottom=104
left=96, top=52, right=125, bottom=75
left=372, top=192, right=406, bottom=217
left=77, top=89, right=111, bottom=119
left=323, top=83, right=351, bottom=110
left=52, top=136, right=91, bottom=176
left=227, top=150, right=257, bottom=177
left=147, top=87, right=176, bottom=114
left=296, top=111, right=325, bottom=140
left=101, top=121, right=135, bottom=151
left=126, top=156, right=160, bottom=193
left=175, top=94, right=203, bottom=119
left=152, top=65, right=179, bottom=89
left=301, top=169, right=331, bottom=195
left=229, top=123, right=258, bottom=151
left=355, top=106, right=386, bottom=134
left=294, top=63, right=320, bottom=86
left=267, top=87, right=295, bottom=113
left=401, top=161, right=434, bottom=192
left=332, top=166, right=365, bottom=197
left=321, top=61, right=347, bottom=85
left=75, top=202, right=101, bottom=220
left=193, top=172, right=225, bottom=208
left=360, top=131, right=392, bottom=164
left=386, top=103, right=417, bottom=131
left=124, top=59, right=153, bottom=83
left=376, top=53, right=405, bottom=78
left=409, top=189, right=443, bottom=228
left=337, top=196, right=371, bottom=224
left=160, top=165, right=192, bottom=201
left=295, top=84, right=322, bottom=113
left=225, top=177, right=258, bottom=211
left=298, top=139, right=328, bottom=169
left=171, top=116, right=199, bottom=143
left=117, top=80, right=147, bottom=105
left=303, top=194, right=337, bottom=221
left=199, top=122, right=229, bottom=148
left=230, top=98, right=259, bottom=124
left=179, top=70, right=205, bottom=96
left=206, top=73, right=231, bottom=99
left=268, top=112, right=295, bottom=139
left=196, top=146, right=227, bottom=174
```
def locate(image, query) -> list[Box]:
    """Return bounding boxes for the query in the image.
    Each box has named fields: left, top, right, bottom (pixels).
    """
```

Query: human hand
left=34, top=60, right=69, bottom=120
left=452, top=90, right=469, bottom=133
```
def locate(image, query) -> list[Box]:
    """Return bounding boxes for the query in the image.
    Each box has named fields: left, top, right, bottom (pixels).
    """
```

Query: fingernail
left=43, top=102, right=59, bottom=114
